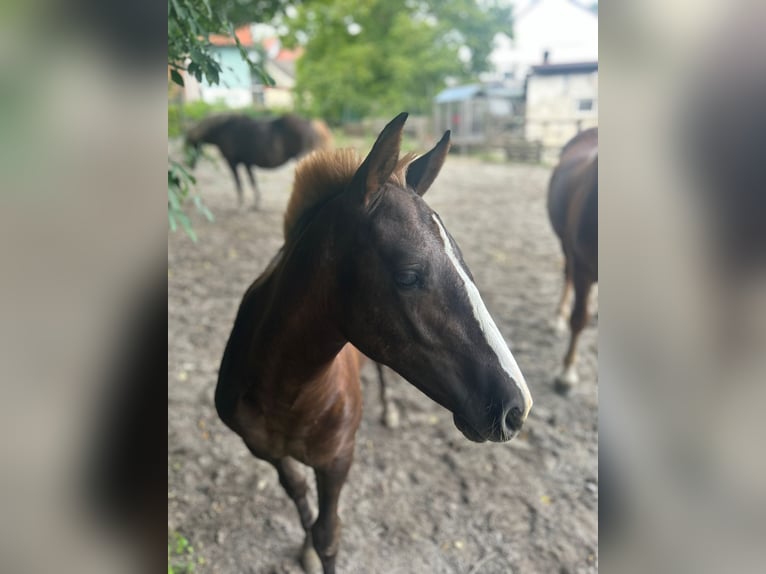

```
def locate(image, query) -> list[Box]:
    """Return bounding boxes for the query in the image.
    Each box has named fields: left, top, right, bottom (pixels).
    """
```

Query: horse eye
left=394, top=270, right=419, bottom=288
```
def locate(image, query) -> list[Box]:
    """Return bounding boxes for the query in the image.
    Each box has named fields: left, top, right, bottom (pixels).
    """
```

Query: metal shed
left=433, top=83, right=521, bottom=150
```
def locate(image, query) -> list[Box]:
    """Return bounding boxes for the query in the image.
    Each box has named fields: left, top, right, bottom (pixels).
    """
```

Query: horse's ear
left=351, top=112, right=408, bottom=206
left=406, top=130, right=451, bottom=197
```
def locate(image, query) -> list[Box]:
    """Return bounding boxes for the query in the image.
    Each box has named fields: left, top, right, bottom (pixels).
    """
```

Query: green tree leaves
left=285, top=0, right=512, bottom=123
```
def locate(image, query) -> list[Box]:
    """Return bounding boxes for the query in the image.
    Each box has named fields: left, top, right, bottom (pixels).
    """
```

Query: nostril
left=505, top=406, right=523, bottom=432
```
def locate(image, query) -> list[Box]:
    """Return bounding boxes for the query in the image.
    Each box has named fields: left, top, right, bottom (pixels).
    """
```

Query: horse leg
left=376, top=363, right=399, bottom=428
left=245, top=445, right=321, bottom=573
left=554, top=268, right=594, bottom=395
left=245, top=165, right=261, bottom=211
left=274, top=458, right=322, bottom=574
left=227, top=160, right=244, bottom=209
left=311, top=456, right=352, bottom=574
left=554, top=255, right=574, bottom=334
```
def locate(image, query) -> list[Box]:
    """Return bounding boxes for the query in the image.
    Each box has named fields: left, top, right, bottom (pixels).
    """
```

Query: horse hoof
left=554, top=378, right=573, bottom=395
left=300, top=539, right=321, bottom=574
left=383, top=407, right=400, bottom=429
left=554, top=315, right=568, bottom=335
left=554, top=368, right=579, bottom=395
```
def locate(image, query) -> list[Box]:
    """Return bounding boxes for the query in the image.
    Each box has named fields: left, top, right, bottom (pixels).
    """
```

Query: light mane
left=283, top=148, right=418, bottom=239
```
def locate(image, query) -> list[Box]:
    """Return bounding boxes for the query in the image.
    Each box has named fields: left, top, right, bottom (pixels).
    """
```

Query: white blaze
left=432, top=214, right=533, bottom=419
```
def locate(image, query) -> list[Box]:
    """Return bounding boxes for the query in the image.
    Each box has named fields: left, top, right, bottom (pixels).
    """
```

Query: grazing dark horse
left=185, top=113, right=332, bottom=209
left=547, top=127, right=598, bottom=393
left=215, top=113, right=533, bottom=573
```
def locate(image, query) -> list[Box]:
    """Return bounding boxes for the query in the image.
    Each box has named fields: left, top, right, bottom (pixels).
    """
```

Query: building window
left=577, top=98, right=594, bottom=112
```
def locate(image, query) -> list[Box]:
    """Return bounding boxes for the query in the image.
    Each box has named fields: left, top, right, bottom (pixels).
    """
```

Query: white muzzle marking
left=432, top=214, right=533, bottom=419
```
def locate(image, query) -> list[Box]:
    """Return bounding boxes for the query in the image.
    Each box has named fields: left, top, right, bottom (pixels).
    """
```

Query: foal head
left=331, top=113, right=533, bottom=442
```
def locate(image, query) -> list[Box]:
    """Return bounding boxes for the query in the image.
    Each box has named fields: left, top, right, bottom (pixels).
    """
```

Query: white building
left=484, top=0, right=597, bottom=161
left=525, top=61, right=598, bottom=161
left=488, top=0, right=598, bottom=83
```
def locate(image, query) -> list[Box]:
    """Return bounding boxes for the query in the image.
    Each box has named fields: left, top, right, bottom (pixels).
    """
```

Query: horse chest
left=235, top=393, right=354, bottom=466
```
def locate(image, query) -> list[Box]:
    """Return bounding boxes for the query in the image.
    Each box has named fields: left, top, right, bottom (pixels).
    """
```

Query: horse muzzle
left=453, top=413, right=488, bottom=443
left=453, top=404, right=525, bottom=443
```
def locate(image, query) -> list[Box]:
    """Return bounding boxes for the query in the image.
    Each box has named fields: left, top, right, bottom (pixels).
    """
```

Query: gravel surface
left=168, top=147, right=597, bottom=574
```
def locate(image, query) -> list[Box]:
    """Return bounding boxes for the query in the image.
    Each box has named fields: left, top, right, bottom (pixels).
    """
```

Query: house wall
left=489, top=0, right=598, bottom=81
left=262, top=62, right=296, bottom=110
left=198, top=47, right=254, bottom=108
left=182, top=49, right=299, bottom=110
left=264, top=87, right=294, bottom=110
left=525, top=70, right=598, bottom=160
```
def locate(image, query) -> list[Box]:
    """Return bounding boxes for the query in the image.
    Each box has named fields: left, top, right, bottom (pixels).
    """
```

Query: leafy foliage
left=168, top=0, right=270, bottom=87
left=209, top=0, right=304, bottom=27
left=283, top=0, right=513, bottom=123
left=168, top=160, right=215, bottom=243
left=168, top=0, right=276, bottom=240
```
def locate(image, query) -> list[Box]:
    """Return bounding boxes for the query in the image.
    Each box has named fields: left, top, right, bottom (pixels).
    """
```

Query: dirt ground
left=168, top=145, right=598, bottom=574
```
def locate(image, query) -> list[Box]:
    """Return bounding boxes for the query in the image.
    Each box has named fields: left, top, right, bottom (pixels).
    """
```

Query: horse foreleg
left=244, top=445, right=321, bottom=572
left=311, top=456, right=352, bottom=574
left=554, top=256, right=574, bottom=334
left=245, top=165, right=261, bottom=210
left=376, top=363, right=399, bottom=428
left=274, top=458, right=321, bottom=574
left=227, top=160, right=244, bottom=209
left=555, top=269, right=593, bottom=395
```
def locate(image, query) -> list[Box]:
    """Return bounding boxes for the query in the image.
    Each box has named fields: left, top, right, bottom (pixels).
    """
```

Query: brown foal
left=215, top=113, right=533, bottom=573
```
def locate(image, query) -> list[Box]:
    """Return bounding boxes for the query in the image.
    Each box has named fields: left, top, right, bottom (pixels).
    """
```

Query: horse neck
left=253, top=215, right=349, bottom=387
left=200, top=125, right=226, bottom=145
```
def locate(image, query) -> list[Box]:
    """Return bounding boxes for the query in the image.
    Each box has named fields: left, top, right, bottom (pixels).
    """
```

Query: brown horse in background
left=185, top=113, right=333, bottom=209
left=215, top=113, right=532, bottom=573
left=547, top=127, right=598, bottom=394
